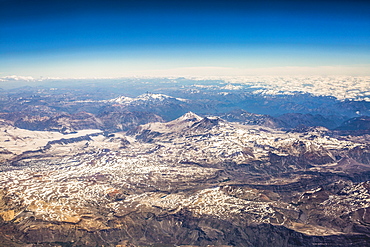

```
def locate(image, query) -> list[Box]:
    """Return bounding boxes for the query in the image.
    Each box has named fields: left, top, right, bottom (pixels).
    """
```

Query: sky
left=1, top=0, right=370, bottom=78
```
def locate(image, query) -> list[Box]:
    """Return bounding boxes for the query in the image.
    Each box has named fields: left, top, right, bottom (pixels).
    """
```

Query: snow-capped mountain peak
left=108, top=95, right=134, bottom=104
left=176, top=111, right=203, bottom=122
left=136, top=93, right=172, bottom=101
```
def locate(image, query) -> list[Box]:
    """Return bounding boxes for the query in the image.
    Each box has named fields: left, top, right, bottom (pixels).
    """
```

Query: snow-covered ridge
left=106, top=93, right=188, bottom=105
left=132, top=111, right=203, bottom=134
left=0, top=126, right=102, bottom=161
left=130, top=112, right=361, bottom=163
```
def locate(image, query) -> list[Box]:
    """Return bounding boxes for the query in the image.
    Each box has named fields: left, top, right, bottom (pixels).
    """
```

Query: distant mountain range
left=0, top=91, right=367, bottom=134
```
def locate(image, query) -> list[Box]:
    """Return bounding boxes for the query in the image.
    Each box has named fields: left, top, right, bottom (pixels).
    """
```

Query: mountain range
left=0, top=82, right=369, bottom=246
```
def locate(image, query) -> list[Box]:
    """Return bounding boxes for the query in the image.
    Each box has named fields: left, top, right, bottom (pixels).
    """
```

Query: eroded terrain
left=1, top=112, right=370, bottom=246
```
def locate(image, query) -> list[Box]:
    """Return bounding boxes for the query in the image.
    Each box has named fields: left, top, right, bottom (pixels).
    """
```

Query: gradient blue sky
left=1, top=0, right=370, bottom=77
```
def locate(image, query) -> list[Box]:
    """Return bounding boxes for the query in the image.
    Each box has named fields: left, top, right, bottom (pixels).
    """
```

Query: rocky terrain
left=0, top=110, right=370, bottom=246
left=0, top=80, right=370, bottom=246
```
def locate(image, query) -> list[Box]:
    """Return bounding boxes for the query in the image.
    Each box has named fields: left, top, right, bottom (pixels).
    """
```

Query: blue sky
left=1, top=0, right=370, bottom=77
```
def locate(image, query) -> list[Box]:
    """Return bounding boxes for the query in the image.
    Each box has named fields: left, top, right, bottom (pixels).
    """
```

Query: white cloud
left=0, top=75, right=36, bottom=81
